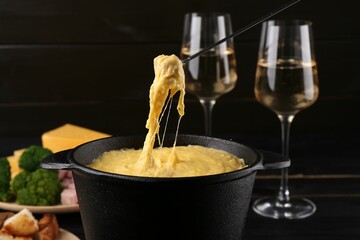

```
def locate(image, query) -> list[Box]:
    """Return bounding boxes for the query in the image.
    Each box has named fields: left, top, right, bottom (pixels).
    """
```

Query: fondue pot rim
left=70, top=160, right=259, bottom=184
left=70, top=134, right=262, bottom=183
left=41, top=134, right=289, bottom=183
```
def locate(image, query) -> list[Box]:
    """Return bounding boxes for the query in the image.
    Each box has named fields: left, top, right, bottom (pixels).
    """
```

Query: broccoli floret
left=10, top=170, right=31, bottom=194
left=14, top=169, right=62, bottom=206
left=0, top=157, right=11, bottom=201
left=19, top=145, right=53, bottom=172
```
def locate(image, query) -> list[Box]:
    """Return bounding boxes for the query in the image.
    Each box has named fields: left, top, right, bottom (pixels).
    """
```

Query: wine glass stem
left=277, top=114, right=294, bottom=204
left=199, top=99, right=216, bottom=136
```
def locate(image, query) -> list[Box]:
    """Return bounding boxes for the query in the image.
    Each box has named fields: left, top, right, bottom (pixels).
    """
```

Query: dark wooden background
left=0, top=0, right=358, bottom=158
left=0, top=2, right=359, bottom=238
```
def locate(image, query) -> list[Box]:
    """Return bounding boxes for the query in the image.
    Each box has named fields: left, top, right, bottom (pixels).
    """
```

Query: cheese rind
left=41, top=124, right=111, bottom=153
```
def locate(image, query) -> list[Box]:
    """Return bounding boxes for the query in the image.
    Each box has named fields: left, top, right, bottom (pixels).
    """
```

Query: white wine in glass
left=252, top=20, right=319, bottom=219
left=180, top=12, right=238, bottom=136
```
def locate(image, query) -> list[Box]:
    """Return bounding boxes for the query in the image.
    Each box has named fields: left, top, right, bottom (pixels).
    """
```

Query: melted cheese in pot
left=89, top=54, right=246, bottom=177
left=90, top=145, right=246, bottom=177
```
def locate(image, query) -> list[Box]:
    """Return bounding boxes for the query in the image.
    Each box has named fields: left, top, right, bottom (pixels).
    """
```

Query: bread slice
left=36, top=214, right=59, bottom=240
left=0, top=229, right=14, bottom=240
left=3, top=209, right=39, bottom=236
left=0, top=230, right=31, bottom=240
left=0, top=213, right=15, bottom=229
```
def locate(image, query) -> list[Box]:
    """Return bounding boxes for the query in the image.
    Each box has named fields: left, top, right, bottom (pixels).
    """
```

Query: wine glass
left=180, top=12, right=238, bottom=136
left=252, top=20, right=319, bottom=219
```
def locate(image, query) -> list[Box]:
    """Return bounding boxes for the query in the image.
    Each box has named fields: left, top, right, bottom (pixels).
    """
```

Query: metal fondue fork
left=181, top=0, right=301, bottom=64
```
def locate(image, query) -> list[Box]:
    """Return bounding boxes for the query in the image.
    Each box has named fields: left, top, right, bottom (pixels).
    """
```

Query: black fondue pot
left=41, top=134, right=289, bottom=240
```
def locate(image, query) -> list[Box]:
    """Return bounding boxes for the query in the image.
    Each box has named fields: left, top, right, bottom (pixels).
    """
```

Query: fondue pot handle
left=258, top=150, right=291, bottom=170
left=40, top=150, right=74, bottom=170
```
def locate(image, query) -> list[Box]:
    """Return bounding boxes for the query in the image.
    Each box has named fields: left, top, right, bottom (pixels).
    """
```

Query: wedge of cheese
left=41, top=123, right=111, bottom=153
left=6, top=149, right=25, bottom=179
left=7, top=155, right=21, bottom=179
left=13, top=149, right=25, bottom=158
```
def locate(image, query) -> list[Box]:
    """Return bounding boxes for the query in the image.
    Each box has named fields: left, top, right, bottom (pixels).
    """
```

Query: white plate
left=0, top=201, right=79, bottom=214
left=59, top=228, right=80, bottom=240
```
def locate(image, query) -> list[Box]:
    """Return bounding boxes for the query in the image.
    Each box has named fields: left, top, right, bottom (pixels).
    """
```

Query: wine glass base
left=252, top=196, right=316, bottom=219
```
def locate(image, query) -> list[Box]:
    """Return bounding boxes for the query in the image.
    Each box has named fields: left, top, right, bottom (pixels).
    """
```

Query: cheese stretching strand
left=135, top=54, right=185, bottom=175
